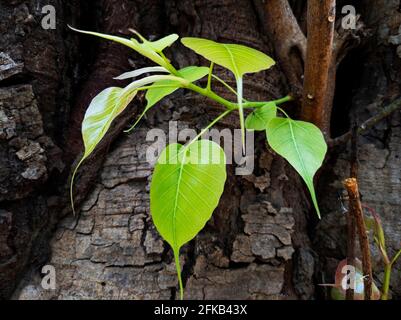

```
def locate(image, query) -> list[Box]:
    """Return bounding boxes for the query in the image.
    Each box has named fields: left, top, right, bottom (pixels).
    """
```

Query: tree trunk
left=1, top=0, right=400, bottom=300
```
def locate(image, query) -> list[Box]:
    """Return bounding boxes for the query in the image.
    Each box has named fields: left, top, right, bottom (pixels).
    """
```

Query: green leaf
left=70, top=75, right=187, bottom=213
left=266, top=118, right=327, bottom=218
left=69, top=87, right=136, bottom=213
left=147, top=34, right=180, bottom=52
left=69, top=26, right=178, bottom=72
left=181, top=38, right=276, bottom=77
left=147, top=66, right=209, bottom=108
left=150, top=140, right=227, bottom=299
left=181, top=37, right=275, bottom=150
left=245, top=102, right=277, bottom=131
left=125, top=66, right=209, bottom=132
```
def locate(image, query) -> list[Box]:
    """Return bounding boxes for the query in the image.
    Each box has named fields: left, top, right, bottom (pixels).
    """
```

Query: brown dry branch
left=343, top=178, right=373, bottom=300
left=301, top=0, right=336, bottom=137
left=346, top=124, right=358, bottom=300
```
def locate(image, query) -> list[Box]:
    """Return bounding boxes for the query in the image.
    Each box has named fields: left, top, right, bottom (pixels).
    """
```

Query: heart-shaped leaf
left=69, top=26, right=178, bottom=72
left=181, top=37, right=275, bottom=150
left=245, top=102, right=277, bottom=131
left=150, top=140, right=227, bottom=299
left=266, top=118, right=327, bottom=218
left=181, top=38, right=276, bottom=77
left=125, top=66, right=209, bottom=132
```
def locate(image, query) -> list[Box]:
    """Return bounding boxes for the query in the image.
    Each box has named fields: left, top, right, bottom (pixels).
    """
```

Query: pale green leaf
left=70, top=75, right=186, bottom=213
left=70, top=86, right=136, bottom=214
left=266, top=118, right=327, bottom=218
left=245, top=102, right=277, bottom=131
left=181, top=37, right=275, bottom=150
left=69, top=26, right=178, bottom=71
left=146, top=66, right=209, bottom=108
left=125, top=66, right=209, bottom=132
left=114, top=66, right=169, bottom=80
left=150, top=140, right=227, bottom=299
left=180, top=37, right=276, bottom=78
left=147, top=34, right=180, bottom=52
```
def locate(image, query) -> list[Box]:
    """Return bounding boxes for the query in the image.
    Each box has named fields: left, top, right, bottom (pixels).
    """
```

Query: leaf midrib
left=288, top=119, right=312, bottom=187
left=171, top=148, right=187, bottom=250
left=222, top=44, right=241, bottom=78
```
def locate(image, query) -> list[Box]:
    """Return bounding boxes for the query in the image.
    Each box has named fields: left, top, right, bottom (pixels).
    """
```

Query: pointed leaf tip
left=266, top=118, right=327, bottom=218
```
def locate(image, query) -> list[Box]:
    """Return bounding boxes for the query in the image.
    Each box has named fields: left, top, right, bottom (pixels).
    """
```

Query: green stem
left=186, top=82, right=292, bottom=112
left=276, top=106, right=291, bottom=118
left=391, top=248, right=401, bottom=265
left=186, top=82, right=236, bottom=110
left=173, top=249, right=184, bottom=300
left=185, top=109, right=232, bottom=148
left=381, top=263, right=392, bottom=300
left=242, top=95, right=293, bottom=109
left=207, top=62, right=214, bottom=91
left=211, top=74, right=244, bottom=100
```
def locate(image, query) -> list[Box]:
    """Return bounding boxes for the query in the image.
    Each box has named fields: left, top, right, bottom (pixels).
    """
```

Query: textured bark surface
left=316, top=0, right=401, bottom=299
left=1, top=0, right=400, bottom=300
left=0, top=0, right=73, bottom=299
left=301, top=0, right=336, bottom=136
left=7, top=0, right=314, bottom=300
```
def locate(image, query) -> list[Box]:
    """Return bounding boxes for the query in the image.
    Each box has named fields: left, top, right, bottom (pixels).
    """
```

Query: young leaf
left=245, top=102, right=277, bottom=131
left=147, top=34, right=180, bottom=52
left=181, top=37, right=275, bottom=150
left=114, top=66, right=169, bottom=80
left=70, top=86, right=137, bottom=214
left=266, top=118, right=327, bottom=218
left=146, top=66, right=209, bottom=108
left=70, top=74, right=186, bottom=213
left=181, top=38, right=276, bottom=77
left=69, top=26, right=178, bottom=72
left=150, top=140, right=227, bottom=299
left=125, top=66, right=209, bottom=132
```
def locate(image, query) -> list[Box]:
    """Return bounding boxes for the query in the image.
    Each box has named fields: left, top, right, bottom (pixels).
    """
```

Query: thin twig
left=346, top=124, right=358, bottom=300
left=343, top=178, right=373, bottom=300
left=330, top=96, right=401, bottom=147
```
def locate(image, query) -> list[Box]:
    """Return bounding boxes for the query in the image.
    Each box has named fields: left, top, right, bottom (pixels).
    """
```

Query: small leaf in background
left=245, top=102, right=277, bottom=131
left=69, top=26, right=178, bottom=71
left=150, top=140, right=227, bottom=299
left=126, top=66, right=209, bottom=132
left=181, top=37, right=275, bottom=150
left=266, top=118, right=327, bottom=218
left=331, top=259, right=381, bottom=300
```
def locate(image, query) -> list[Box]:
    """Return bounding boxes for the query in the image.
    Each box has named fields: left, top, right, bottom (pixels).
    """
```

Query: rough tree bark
left=1, top=0, right=400, bottom=300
